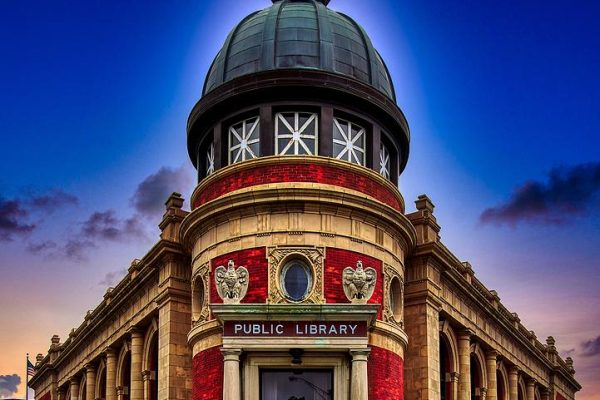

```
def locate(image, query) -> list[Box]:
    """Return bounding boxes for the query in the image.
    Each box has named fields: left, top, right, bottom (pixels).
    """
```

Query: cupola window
left=228, top=116, right=260, bottom=164
left=206, top=143, right=215, bottom=176
left=333, top=117, right=366, bottom=166
left=379, top=142, right=390, bottom=179
left=275, top=112, right=318, bottom=156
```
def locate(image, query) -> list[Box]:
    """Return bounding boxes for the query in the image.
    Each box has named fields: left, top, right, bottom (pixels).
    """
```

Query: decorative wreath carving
left=192, top=263, right=210, bottom=324
left=383, top=263, right=404, bottom=326
left=214, top=260, right=249, bottom=304
left=268, top=246, right=325, bottom=304
left=342, top=260, right=377, bottom=303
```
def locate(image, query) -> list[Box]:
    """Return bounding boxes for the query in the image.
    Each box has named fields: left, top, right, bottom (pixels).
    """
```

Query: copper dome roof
left=202, top=0, right=396, bottom=101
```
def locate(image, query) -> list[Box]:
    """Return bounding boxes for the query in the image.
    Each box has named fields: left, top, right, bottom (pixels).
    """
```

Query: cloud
left=480, top=162, right=600, bottom=225
left=28, top=210, right=147, bottom=261
left=130, top=166, right=192, bottom=218
left=0, top=374, right=21, bottom=398
left=26, top=240, right=58, bottom=255
left=0, top=197, right=35, bottom=241
left=99, top=269, right=128, bottom=286
left=0, top=189, right=79, bottom=241
left=81, top=210, right=145, bottom=241
left=27, top=188, right=78, bottom=212
left=581, top=336, right=600, bottom=357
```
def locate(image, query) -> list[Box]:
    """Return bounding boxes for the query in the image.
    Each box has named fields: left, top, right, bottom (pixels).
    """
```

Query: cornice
left=407, top=240, right=580, bottom=390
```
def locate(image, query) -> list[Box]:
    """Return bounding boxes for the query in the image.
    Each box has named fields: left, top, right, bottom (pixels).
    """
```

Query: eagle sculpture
left=215, top=260, right=249, bottom=304
left=343, top=260, right=377, bottom=303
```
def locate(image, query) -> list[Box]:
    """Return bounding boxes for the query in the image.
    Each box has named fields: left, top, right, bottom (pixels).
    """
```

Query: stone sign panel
left=223, top=321, right=368, bottom=337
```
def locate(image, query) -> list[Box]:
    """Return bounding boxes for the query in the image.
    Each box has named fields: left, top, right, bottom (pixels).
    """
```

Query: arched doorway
left=96, top=361, right=107, bottom=400
left=469, top=344, right=487, bottom=400
left=440, top=338, right=451, bottom=400
left=116, top=344, right=131, bottom=400
left=496, top=362, right=510, bottom=400
left=439, top=321, right=459, bottom=400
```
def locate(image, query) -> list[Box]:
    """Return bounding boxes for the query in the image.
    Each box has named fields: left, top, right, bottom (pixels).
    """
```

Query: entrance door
left=260, top=369, right=333, bottom=400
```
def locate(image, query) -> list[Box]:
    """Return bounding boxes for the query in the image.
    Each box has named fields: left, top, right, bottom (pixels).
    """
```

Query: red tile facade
left=210, top=247, right=268, bottom=305
left=192, top=346, right=223, bottom=400
left=368, top=346, right=404, bottom=400
left=193, top=163, right=402, bottom=211
left=557, top=394, right=567, bottom=400
left=324, top=248, right=384, bottom=318
left=38, top=392, right=51, bottom=400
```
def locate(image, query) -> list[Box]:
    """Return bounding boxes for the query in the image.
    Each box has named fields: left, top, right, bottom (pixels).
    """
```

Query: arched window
left=228, top=116, right=260, bottom=164
left=275, top=112, right=318, bottom=155
left=333, top=117, right=366, bottom=166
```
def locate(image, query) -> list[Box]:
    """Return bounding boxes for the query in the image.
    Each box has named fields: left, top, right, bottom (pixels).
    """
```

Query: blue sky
left=1, top=1, right=599, bottom=398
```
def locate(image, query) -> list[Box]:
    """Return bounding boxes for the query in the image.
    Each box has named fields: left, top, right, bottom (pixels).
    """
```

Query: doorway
left=260, top=369, right=333, bottom=400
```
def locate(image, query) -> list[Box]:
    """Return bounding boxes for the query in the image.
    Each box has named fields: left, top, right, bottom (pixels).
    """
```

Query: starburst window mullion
left=333, top=117, right=366, bottom=166
left=379, top=142, right=390, bottom=179
left=229, top=116, right=260, bottom=165
left=275, top=112, right=318, bottom=156
left=206, top=142, right=215, bottom=176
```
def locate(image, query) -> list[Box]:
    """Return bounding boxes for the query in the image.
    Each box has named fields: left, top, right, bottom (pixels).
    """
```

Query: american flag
left=27, top=359, right=35, bottom=377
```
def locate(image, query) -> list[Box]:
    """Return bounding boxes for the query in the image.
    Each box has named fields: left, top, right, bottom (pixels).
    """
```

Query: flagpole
left=26, top=353, right=29, bottom=400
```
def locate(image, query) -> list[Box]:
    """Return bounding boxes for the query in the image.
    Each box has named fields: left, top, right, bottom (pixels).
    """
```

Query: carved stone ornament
left=343, top=260, right=377, bottom=303
left=215, top=260, right=249, bottom=304
left=383, top=263, right=404, bottom=326
left=192, top=263, right=210, bottom=324
left=268, top=246, right=325, bottom=304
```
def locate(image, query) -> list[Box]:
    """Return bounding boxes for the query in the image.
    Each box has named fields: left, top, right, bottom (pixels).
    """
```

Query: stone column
left=486, top=351, right=498, bottom=400
left=526, top=379, right=536, bottom=400
left=350, top=349, right=370, bottom=400
left=458, top=330, right=472, bottom=400
left=221, top=349, right=242, bottom=400
left=105, top=348, right=117, bottom=400
left=70, top=379, right=80, bottom=400
left=85, top=365, right=96, bottom=400
left=130, top=328, right=144, bottom=400
left=450, top=372, right=460, bottom=400
left=508, top=367, right=519, bottom=400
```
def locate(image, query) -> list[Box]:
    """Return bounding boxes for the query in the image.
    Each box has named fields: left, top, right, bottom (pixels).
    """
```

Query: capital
left=221, top=348, right=242, bottom=361
left=85, top=363, right=96, bottom=372
left=349, top=348, right=371, bottom=362
left=486, top=350, right=498, bottom=360
left=127, top=326, right=144, bottom=338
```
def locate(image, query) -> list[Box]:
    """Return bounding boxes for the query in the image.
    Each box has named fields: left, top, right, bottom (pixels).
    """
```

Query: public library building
left=29, top=1, right=581, bottom=400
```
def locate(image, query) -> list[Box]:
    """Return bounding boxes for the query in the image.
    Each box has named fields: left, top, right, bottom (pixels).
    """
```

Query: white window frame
left=206, top=142, right=215, bottom=176
left=333, top=117, right=366, bottom=166
left=275, top=112, right=319, bottom=156
left=228, top=116, right=260, bottom=164
left=379, top=142, right=390, bottom=179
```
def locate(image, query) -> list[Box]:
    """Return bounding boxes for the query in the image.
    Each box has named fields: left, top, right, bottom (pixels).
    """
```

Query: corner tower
left=182, top=1, right=415, bottom=399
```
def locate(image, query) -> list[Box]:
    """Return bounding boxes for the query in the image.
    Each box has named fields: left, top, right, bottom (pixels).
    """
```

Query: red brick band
left=193, top=163, right=401, bottom=211
left=368, top=346, right=404, bottom=400
left=192, top=346, right=223, bottom=400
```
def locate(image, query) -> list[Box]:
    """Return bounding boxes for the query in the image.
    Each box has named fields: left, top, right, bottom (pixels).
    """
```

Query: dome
left=202, top=0, right=396, bottom=101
